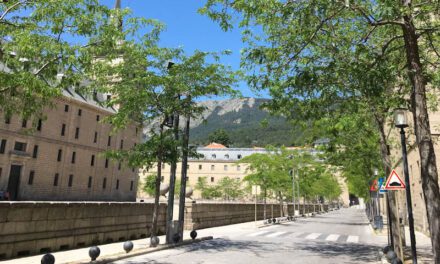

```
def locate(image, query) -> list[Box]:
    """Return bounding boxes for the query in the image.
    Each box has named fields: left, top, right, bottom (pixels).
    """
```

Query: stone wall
left=0, top=202, right=166, bottom=260
left=184, top=202, right=331, bottom=230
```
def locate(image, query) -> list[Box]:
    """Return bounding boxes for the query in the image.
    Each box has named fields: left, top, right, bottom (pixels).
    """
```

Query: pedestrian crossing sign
left=384, top=170, right=406, bottom=190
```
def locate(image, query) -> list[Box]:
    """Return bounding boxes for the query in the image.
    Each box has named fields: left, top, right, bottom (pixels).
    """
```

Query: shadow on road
left=296, top=241, right=381, bottom=262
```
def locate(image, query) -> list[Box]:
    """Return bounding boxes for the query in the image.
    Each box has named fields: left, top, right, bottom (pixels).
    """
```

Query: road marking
left=247, top=231, right=270, bottom=237
left=325, top=234, right=340, bottom=241
left=266, top=231, right=287, bottom=238
left=346, top=235, right=359, bottom=243
left=305, top=233, right=321, bottom=239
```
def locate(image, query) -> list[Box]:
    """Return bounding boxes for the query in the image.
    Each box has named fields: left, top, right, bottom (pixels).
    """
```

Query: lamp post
left=394, top=108, right=417, bottom=264
left=288, top=155, right=296, bottom=217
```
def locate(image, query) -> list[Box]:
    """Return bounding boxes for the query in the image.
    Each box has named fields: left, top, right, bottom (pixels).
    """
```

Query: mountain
left=188, top=98, right=303, bottom=147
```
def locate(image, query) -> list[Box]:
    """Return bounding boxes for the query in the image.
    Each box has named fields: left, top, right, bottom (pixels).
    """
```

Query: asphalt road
left=112, top=208, right=387, bottom=264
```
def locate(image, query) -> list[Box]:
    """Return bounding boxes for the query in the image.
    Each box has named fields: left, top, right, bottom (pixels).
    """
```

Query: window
left=120, top=139, right=124, bottom=149
left=53, top=173, right=59, bottom=186
left=22, top=119, right=27, bottom=128
left=237, top=165, right=241, bottom=171
left=28, top=171, right=35, bottom=185
left=61, top=124, right=66, bottom=136
left=116, top=179, right=120, bottom=190
left=132, top=167, right=135, bottom=173
left=14, top=141, right=26, bottom=151
left=162, top=163, right=165, bottom=169
left=78, top=109, right=82, bottom=116
left=57, top=149, right=62, bottom=162
left=224, top=165, right=228, bottom=171
left=32, top=145, right=38, bottom=158
left=161, top=176, right=164, bottom=182
left=211, top=177, right=214, bottom=183
left=107, top=94, right=111, bottom=101
left=37, top=119, right=42, bottom=131
left=102, top=178, right=107, bottom=189
left=237, top=154, right=242, bottom=159
left=71, top=151, right=76, bottom=164
left=68, top=174, right=73, bottom=187
left=211, top=165, right=215, bottom=171
left=105, top=158, right=109, bottom=168
left=75, top=127, right=79, bottom=139
left=187, top=165, right=190, bottom=170
left=90, top=155, right=95, bottom=166
left=5, top=116, right=10, bottom=124
left=198, top=165, right=202, bottom=170
left=64, top=105, right=69, bottom=112
left=130, top=181, right=134, bottom=191
left=211, top=154, right=216, bottom=159
left=224, top=154, right=229, bottom=159
left=94, top=132, right=98, bottom=143
left=107, top=136, right=111, bottom=146
left=118, top=162, right=121, bottom=170
left=88, top=176, right=92, bottom=188
left=0, top=139, right=6, bottom=154
left=96, top=115, right=100, bottom=122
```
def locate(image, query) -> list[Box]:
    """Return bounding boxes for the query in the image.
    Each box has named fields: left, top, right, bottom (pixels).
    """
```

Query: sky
left=101, top=0, right=268, bottom=99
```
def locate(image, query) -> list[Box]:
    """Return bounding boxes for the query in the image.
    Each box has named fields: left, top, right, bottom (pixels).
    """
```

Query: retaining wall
left=184, top=202, right=331, bottom=230
left=0, top=202, right=166, bottom=260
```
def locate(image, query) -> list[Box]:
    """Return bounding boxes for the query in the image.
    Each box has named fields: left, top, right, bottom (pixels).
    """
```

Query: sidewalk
left=372, top=222, right=434, bottom=263
left=0, top=220, right=268, bottom=264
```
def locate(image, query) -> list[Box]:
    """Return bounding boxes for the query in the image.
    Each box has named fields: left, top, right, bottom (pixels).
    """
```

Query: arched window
left=237, top=154, right=242, bottom=159
left=224, top=154, right=229, bottom=159
left=211, top=154, right=216, bottom=159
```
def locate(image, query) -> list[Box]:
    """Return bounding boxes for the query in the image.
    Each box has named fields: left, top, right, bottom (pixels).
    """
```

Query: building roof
left=204, top=142, right=227, bottom=149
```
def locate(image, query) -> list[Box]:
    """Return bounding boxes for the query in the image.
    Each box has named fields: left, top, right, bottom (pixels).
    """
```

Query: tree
left=94, top=9, right=239, bottom=244
left=0, top=1, right=115, bottom=120
left=201, top=1, right=440, bottom=259
left=217, top=177, right=243, bottom=200
left=143, top=174, right=157, bottom=196
left=207, top=128, right=231, bottom=146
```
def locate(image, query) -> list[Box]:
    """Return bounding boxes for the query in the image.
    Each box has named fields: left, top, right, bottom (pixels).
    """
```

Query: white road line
left=346, top=235, right=359, bottom=243
left=325, top=234, right=340, bottom=241
left=305, top=233, right=321, bottom=240
left=247, top=231, right=270, bottom=237
left=266, top=231, right=287, bottom=238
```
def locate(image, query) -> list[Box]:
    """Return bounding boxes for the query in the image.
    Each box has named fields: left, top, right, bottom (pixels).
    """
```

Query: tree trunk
left=151, top=124, right=164, bottom=246
left=377, top=115, right=403, bottom=253
left=264, top=187, right=267, bottom=219
left=401, top=11, right=440, bottom=263
left=278, top=191, right=283, bottom=217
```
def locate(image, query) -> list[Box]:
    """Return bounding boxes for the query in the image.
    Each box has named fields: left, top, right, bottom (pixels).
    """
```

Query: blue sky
left=101, top=0, right=268, bottom=99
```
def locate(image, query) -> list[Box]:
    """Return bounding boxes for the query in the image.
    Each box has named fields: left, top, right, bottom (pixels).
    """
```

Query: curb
left=67, top=236, right=213, bottom=264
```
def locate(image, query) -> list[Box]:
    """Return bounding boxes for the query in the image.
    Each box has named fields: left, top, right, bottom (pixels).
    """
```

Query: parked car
left=0, top=190, right=9, bottom=201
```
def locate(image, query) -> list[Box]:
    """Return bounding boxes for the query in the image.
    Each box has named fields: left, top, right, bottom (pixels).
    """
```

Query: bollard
left=382, top=245, right=391, bottom=254
left=272, top=218, right=276, bottom=224
left=386, top=250, right=397, bottom=261
left=41, top=253, right=55, bottom=264
left=190, top=230, right=197, bottom=240
left=89, top=246, right=100, bottom=261
left=173, top=233, right=181, bottom=243
left=123, top=241, right=134, bottom=253
left=391, top=258, right=403, bottom=264
left=150, top=236, right=159, bottom=247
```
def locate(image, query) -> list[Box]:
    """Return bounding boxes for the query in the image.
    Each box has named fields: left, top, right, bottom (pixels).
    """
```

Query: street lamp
left=394, top=108, right=417, bottom=264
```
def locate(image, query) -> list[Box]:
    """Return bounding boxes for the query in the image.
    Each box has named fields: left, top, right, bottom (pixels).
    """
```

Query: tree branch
left=0, top=0, right=33, bottom=21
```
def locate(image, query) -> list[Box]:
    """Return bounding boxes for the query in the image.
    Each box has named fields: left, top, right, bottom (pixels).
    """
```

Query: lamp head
left=393, top=108, right=409, bottom=128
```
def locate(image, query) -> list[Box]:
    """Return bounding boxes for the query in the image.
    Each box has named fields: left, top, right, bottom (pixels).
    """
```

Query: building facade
left=0, top=89, right=140, bottom=201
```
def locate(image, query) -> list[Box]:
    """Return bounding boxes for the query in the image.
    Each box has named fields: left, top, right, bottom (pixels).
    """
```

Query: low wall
left=184, top=202, right=331, bottom=230
left=0, top=202, right=167, bottom=260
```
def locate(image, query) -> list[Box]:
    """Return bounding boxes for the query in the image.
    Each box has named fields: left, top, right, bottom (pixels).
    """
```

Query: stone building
left=0, top=89, right=141, bottom=201
left=138, top=143, right=349, bottom=203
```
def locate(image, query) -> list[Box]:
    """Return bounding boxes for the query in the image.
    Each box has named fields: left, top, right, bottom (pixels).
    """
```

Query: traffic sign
left=370, top=179, right=378, bottom=191
left=378, top=177, right=388, bottom=193
left=384, top=170, right=406, bottom=190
